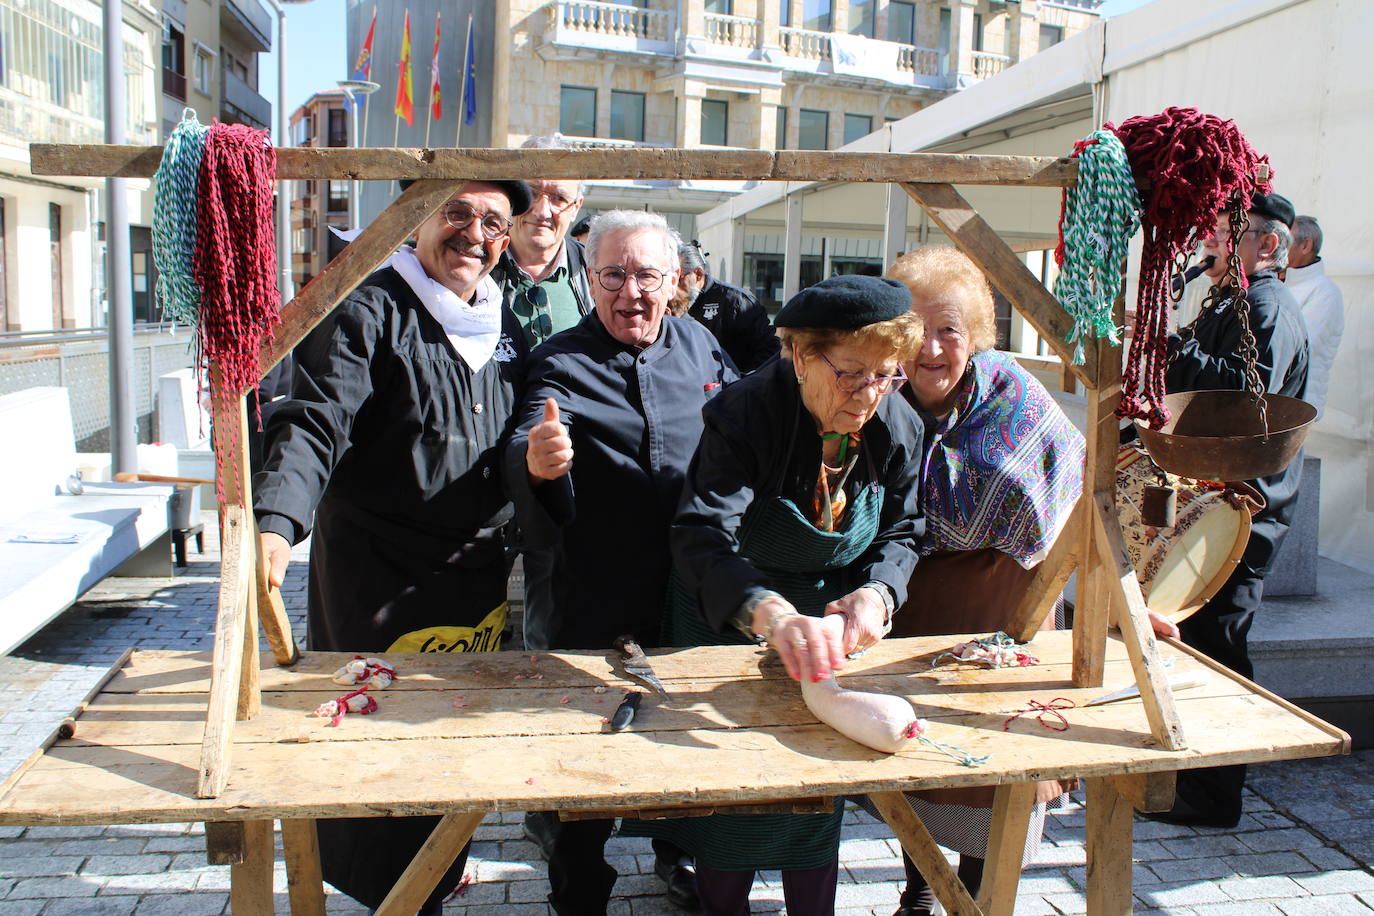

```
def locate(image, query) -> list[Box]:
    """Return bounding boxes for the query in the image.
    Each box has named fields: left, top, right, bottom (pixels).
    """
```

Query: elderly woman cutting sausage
left=627, top=275, right=926, bottom=916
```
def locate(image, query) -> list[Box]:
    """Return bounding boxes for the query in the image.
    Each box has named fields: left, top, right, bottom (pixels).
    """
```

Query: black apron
left=639, top=461, right=884, bottom=871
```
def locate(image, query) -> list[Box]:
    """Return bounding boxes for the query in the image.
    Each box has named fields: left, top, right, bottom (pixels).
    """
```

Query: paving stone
left=1278, top=895, right=1374, bottom=916
left=0, top=902, right=44, bottom=916
left=1300, top=847, right=1359, bottom=871
left=3, top=876, right=101, bottom=899
left=97, top=871, right=200, bottom=894
left=1136, top=879, right=1232, bottom=909
left=1293, top=869, right=1374, bottom=896
left=1161, top=833, right=1257, bottom=858
left=1217, top=874, right=1307, bottom=900
left=0, top=856, right=83, bottom=878
left=1038, top=892, right=1088, bottom=914
left=1190, top=903, right=1285, bottom=916
left=1240, top=827, right=1326, bottom=853
left=1221, top=850, right=1316, bottom=876
left=1145, top=855, right=1234, bottom=883
left=43, top=897, right=139, bottom=915
left=81, top=855, right=172, bottom=876
left=52, top=838, right=146, bottom=857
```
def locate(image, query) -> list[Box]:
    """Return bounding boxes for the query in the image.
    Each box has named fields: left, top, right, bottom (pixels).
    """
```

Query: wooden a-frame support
left=32, top=143, right=1187, bottom=916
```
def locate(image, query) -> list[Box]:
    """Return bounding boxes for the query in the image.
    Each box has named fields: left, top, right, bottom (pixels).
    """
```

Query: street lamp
left=337, top=79, right=380, bottom=228
left=263, top=0, right=313, bottom=304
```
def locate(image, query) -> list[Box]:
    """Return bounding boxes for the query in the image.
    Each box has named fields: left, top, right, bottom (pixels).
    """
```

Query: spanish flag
left=394, top=9, right=414, bottom=126
left=429, top=12, right=442, bottom=121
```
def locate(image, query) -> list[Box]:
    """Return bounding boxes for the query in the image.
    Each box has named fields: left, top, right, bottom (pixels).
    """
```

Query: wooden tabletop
left=0, top=631, right=1348, bottom=826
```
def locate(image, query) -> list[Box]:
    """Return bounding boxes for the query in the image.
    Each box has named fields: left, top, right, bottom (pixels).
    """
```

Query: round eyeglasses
left=529, top=189, right=580, bottom=216
left=817, top=351, right=907, bottom=395
left=442, top=202, right=512, bottom=241
left=595, top=266, right=667, bottom=293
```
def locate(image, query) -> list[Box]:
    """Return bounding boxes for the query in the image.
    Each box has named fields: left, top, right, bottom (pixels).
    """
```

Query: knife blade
left=610, top=691, right=642, bottom=731
left=1084, top=671, right=1207, bottom=707
left=613, top=634, right=671, bottom=698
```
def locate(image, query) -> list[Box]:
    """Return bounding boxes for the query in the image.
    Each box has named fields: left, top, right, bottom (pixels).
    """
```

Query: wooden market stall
left=0, top=144, right=1350, bottom=916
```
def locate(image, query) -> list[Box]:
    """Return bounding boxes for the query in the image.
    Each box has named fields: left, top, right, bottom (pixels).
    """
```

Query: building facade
left=288, top=90, right=353, bottom=291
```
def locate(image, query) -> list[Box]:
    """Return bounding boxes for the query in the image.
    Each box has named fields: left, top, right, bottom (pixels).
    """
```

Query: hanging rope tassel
left=1053, top=129, right=1141, bottom=364
left=152, top=109, right=209, bottom=333
left=1110, top=107, right=1271, bottom=428
left=193, top=122, right=281, bottom=499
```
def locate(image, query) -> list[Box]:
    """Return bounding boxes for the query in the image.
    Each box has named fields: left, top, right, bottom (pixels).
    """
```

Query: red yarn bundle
left=193, top=122, right=280, bottom=495
left=1110, top=107, right=1271, bottom=428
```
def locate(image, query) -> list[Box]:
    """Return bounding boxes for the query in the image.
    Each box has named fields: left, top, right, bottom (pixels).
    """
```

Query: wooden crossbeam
left=977, top=783, right=1036, bottom=916
left=281, top=818, right=327, bottom=916
left=30, top=144, right=1078, bottom=186
left=869, top=791, right=986, bottom=916
left=899, top=181, right=1097, bottom=387
left=375, top=812, right=486, bottom=916
left=229, top=819, right=275, bottom=915
left=260, top=178, right=464, bottom=381
left=197, top=505, right=252, bottom=798
left=1005, top=497, right=1082, bottom=642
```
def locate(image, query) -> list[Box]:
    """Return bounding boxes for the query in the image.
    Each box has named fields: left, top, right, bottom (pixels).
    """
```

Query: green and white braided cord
left=152, top=109, right=208, bottom=328
left=1054, top=129, right=1141, bottom=364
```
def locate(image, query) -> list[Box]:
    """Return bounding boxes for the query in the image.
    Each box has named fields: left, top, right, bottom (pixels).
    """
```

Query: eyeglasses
left=442, top=202, right=512, bottom=240
left=816, top=351, right=907, bottom=395
left=529, top=189, right=580, bottom=216
left=595, top=266, right=667, bottom=293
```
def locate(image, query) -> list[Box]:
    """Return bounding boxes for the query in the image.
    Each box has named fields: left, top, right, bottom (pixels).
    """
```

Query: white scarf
left=331, top=227, right=503, bottom=372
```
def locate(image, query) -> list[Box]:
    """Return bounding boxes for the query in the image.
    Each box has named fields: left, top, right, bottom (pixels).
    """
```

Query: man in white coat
left=1286, top=215, right=1344, bottom=417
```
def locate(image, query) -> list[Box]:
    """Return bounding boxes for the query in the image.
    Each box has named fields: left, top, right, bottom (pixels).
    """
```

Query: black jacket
left=688, top=276, right=780, bottom=373
left=1165, top=269, right=1310, bottom=575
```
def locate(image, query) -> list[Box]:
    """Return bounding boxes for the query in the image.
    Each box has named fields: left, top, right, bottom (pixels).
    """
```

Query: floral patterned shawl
left=916, top=350, right=1085, bottom=568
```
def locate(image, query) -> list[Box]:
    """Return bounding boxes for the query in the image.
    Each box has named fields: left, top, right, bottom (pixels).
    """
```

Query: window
left=297, top=179, right=316, bottom=198
left=560, top=86, right=596, bottom=137
left=49, top=204, right=65, bottom=329
left=774, top=106, right=787, bottom=150
left=328, top=109, right=349, bottom=147
left=780, top=0, right=791, bottom=28
left=194, top=49, right=212, bottom=96
left=161, top=23, right=185, bottom=74
left=700, top=99, right=728, bottom=146
left=802, top=0, right=832, bottom=32
left=0, top=198, right=7, bottom=330
left=327, top=181, right=350, bottom=213
left=704, top=0, right=732, bottom=12
left=887, top=0, right=915, bottom=44
left=972, top=13, right=984, bottom=52
left=1039, top=24, right=1064, bottom=51
left=610, top=90, right=645, bottom=142
left=843, top=113, right=872, bottom=145
left=798, top=109, right=828, bottom=150
left=848, top=0, right=874, bottom=37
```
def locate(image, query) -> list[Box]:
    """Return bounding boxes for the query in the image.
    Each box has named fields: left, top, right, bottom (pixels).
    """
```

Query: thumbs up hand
left=526, top=397, right=574, bottom=481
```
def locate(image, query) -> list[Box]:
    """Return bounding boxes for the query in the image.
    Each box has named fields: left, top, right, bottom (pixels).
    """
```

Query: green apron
left=634, top=462, right=885, bottom=871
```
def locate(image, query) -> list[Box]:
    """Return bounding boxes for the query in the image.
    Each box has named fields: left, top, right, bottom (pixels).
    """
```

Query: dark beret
left=774, top=275, right=912, bottom=329
left=570, top=215, right=593, bottom=237
left=1243, top=191, right=1295, bottom=229
left=397, top=178, right=533, bottom=217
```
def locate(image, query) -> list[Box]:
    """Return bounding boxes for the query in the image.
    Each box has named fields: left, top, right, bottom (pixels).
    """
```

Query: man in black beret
left=254, top=179, right=532, bottom=914
left=1153, top=190, right=1310, bottom=828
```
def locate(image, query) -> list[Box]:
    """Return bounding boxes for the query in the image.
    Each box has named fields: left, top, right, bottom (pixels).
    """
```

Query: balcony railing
left=221, top=69, right=271, bottom=129
left=896, top=45, right=941, bottom=77
left=779, top=27, right=831, bottom=61
left=221, top=0, right=272, bottom=53
left=971, top=50, right=1011, bottom=80
left=703, top=12, right=759, bottom=48
left=555, top=0, right=673, bottom=43
left=162, top=68, right=187, bottom=102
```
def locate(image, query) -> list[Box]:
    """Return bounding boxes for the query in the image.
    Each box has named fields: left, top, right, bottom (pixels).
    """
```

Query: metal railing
left=703, top=12, right=759, bottom=48
left=555, top=0, right=673, bottom=42
left=162, top=68, right=187, bottom=102
left=222, top=69, right=271, bottom=129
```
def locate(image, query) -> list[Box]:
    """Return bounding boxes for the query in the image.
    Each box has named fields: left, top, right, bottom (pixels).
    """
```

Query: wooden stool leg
left=1086, top=777, right=1135, bottom=916
left=869, top=791, right=985, bottom=916
left=281, top=818, right=326, bottom=916
left=374, top=811, right=485, bottom=916
left=975, top=782, right=1035, bottom=916
left=229, top=819, right=275, bottom=916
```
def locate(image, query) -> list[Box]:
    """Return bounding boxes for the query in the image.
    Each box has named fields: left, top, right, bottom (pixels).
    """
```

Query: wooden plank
left=1073, top=369, right=1121, bottom=689
left=1092, top=491, right=1187, bottom=751
left=1005, top=498, right=1081, bottom=641
left=196, top=505, right=252, bottom=798
left=204, top=820, right=246, bottom=866
left=30, top=144, right=1078, bottom=186
left=0, top=648, right=133, bottom=800
left=899, top=181, right=1096, bottom=387
left=252, top=517, right=298, bottom=667
left=869, top=791, right=984, bottom=916
left=281, top=818, right=327, bottom=916
left=564, top=797, right=835, bottom=821
left=1085, top=777, right=1135, bottom=916
left=1107, top=771, right=1177, bottom=813
left=976, top=782, right=1035, bottom=916
left=258, top=178, right=463, bottom=380
left=237, top=554, right=262, bottom=722
left=229, top=818, right=275, bottom=916
left=374, top=811, right=484, bottom=916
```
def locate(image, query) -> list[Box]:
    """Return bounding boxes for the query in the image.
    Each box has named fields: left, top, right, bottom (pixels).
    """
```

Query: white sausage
left=801, top=674, right=924, bottom=753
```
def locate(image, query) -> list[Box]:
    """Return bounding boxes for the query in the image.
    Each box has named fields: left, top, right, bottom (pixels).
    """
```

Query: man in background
left=1286, top=214, right=1344, bottom=417
left=676, top=241, right=779, bottom=372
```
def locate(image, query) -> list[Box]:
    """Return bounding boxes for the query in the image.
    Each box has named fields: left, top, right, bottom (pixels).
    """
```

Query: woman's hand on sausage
left=764, top=601, right=847, bottom=683
left=526, top=398, right=574, bottom=482
left=823, top=586, right=888, bottom=656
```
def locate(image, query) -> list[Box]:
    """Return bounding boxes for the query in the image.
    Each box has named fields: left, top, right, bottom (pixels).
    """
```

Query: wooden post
left=976, top=783, right=1035, bottom=916
left=229, top=819, right=276, bottom=916
left=281, top=818, right=327, bottom=916
left=1005, top=498, right=1081, bottom=641
left=205, top=821, right=246, bottom=866
left=374, top=812, right=485, bottom=916
left=197, top=503, right=252, bottom=798
left=869, top=792, right=985, bottom=916
left=1085, top=778, right=1135, bottom=915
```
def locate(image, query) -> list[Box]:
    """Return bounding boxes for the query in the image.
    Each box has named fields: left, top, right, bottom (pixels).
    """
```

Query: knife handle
left=610, top=691, right=642, bottom=731
left=614, top=634, right=641, bottom=657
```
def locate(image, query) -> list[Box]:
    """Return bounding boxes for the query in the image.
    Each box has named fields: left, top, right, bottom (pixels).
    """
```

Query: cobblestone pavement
left=1, top=514, right=1371, bottom=915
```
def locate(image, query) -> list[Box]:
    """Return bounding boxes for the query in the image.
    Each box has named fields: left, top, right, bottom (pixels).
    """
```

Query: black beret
left=774, top=275, right=912, bottom=329
left=1244, top=191, right=1295, bottom=229
left=397, top=178, right=533, bottom=217
left=570, top=215, right=593, bottom=237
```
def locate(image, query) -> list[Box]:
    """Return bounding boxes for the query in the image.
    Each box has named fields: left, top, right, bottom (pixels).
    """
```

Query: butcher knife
left=613, top=635, right=670, bottom=697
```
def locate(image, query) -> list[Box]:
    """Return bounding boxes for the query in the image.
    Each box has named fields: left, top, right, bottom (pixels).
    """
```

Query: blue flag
left=463, top=25, right=477, bottom=126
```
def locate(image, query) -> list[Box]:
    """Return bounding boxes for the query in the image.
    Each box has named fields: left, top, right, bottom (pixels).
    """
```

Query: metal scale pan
left=1135, top=389, right=1316, bottom=482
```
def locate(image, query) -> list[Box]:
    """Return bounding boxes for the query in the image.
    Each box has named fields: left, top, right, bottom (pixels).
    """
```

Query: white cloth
left=830, top=34, right=902, bottom=83
left=1286, top=259, right=1345, bottom=417
left=330, top=226, right=503, bottom=373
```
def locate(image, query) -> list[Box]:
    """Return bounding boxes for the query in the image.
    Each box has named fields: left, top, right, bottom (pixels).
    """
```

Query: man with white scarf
left=253, top=179, right=532, bottom=916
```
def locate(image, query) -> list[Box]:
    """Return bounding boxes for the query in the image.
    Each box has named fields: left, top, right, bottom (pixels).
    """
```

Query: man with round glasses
left=253, top=178, right=533, bottom=915
left=506, top=210, right=737, bottom=914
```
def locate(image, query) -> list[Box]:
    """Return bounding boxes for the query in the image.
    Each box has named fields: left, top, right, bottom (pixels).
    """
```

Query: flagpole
left=425, top=12, right=438, bottom=147
left=456, top=12, right=473, bottom=147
